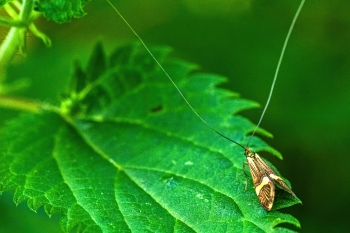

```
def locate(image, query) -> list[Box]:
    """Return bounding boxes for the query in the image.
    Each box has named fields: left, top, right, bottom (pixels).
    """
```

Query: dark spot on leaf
left=150, top=105, right=163, bottom=113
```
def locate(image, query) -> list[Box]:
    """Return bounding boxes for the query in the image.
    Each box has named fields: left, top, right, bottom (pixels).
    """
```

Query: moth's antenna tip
left=246, top=0, right=305, bottom=148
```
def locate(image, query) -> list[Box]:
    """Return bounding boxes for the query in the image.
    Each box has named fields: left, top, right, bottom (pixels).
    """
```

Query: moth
left=243, top=148, right=296, bottom=210
left=107, top=0, right=304, bottom=210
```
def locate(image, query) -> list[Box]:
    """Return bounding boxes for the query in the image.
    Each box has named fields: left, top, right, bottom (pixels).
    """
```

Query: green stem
left=17, top=0, right=34, bottom=21
left=0, top=16, right=26, bottom=28
left=0, top=94, right=61, bottom=114
left=0, top=94, right=41, bottom=113
left=0, top=0, right=35, bottom=82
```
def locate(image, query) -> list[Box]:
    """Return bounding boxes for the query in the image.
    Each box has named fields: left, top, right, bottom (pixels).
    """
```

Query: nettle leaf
left=0, top=42, right=301, bottom=232
left=35, top=0, right=91, bottom=23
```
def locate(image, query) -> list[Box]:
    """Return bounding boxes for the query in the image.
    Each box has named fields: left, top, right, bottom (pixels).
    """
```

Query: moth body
left=244, top=148, right=296, bottom=210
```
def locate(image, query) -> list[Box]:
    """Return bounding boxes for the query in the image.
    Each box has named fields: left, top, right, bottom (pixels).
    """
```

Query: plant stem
left=0, top=16, right=26, bottom=28
left=0, top=94, right=62, bottom=114
left=0, top=94, right=41, bottom=113
left=0, top=0, right=35, bottom=82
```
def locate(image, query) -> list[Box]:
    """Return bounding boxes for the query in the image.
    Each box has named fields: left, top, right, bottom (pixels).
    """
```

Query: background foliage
left=0, top=0, right=349, bottom=232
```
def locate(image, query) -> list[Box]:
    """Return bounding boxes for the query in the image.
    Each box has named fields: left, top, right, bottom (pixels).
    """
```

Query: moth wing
left=246, top=156, right=265, bottom=185
left=269, top=173, right=296, bottom=197
left=247, top=155, right=275, bottom=211
left=255, top=176, right=275, bottom=211
left=253, top=154, right=296, bottom=197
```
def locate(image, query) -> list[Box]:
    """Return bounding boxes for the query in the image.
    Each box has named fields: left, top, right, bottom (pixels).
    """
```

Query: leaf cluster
left=34, top=0, right=91, bottom=23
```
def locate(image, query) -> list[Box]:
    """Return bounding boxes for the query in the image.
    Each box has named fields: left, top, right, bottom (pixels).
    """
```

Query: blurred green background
left=1, top=0, right=350, bottom=232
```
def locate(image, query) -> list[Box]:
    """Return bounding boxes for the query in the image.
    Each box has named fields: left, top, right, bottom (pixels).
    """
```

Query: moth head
left=244, top=147, right=256, bottom=158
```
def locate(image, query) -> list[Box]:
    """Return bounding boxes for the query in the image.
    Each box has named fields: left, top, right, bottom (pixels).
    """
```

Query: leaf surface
left=0, top=42, right=300, bottom=232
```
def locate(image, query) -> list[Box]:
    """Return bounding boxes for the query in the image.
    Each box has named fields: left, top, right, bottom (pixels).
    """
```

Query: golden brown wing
left=269, top=173, right=296, bottom=197
left=247, top=155, right=275, bottom=210
left=249, top=153, right=295, bottom=196
left=255, top=176, right=275, bottom=211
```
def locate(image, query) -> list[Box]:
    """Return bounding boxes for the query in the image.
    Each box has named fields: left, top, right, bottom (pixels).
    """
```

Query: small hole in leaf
left=150, top=105, right=163, bottom=113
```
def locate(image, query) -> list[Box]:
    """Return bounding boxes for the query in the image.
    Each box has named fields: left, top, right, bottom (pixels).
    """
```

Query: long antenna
left=246, top=0, right=305, bottom=147
left=106, top=0, right=304, bottom=150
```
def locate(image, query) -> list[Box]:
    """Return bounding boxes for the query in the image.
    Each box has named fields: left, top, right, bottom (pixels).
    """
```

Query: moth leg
left=242, top=162, right=249, bottom=192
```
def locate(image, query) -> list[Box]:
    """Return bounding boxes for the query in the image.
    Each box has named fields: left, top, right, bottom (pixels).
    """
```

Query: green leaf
left=0, top=0, right=11, bottom=7
left=0, top=42, right=301, bottom=232
left=35, top=0, right=91, bottom=23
